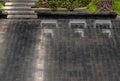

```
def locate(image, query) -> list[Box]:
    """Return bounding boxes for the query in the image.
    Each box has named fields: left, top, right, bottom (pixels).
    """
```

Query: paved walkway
left=4, top=0, right=37, bottom=18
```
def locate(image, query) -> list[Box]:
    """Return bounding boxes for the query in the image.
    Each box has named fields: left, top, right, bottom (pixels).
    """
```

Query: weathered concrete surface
left=0, top=19, right=120, bottom=81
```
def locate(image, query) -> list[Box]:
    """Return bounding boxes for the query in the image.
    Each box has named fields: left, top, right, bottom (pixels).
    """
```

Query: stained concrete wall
left=0, top=19, right=120, bottom=81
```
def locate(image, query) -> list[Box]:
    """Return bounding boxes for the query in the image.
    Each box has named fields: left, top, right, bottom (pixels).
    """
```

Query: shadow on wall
left=0, top=10, right=7, bottom=19
left=37, top=11, right=117, bottom=19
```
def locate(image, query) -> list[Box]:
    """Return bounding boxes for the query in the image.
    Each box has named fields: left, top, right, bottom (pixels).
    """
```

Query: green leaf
left=0, top=3, right=3, bottom=8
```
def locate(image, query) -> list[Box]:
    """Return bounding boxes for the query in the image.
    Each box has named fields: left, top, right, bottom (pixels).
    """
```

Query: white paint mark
left=69, top=19, right=87, bottom=37
left=41, top=20, right=58, bottom=38
left=94, top=20, right=112, bottom=38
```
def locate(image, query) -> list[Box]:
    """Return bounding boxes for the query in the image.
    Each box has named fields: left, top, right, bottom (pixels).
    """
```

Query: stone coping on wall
left=116, top=16, right=120, bottom=20
left=32, top=7, right=87, bottom=12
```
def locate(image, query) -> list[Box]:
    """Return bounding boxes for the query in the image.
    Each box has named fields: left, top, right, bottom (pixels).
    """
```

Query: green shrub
left=79, top=0, right=92, bottom=7
left=87, top=0, right=120, bottom=15
left=48, top=0, right=58, bottom=11
left=35, top=0, right=91, bottom=8
left=87, top=0, right=100, bottom=12
left=65, top=0, right=82, bottom=11
left=57, top=0, right=69, bottom=8
left=87, top=4, right=98, bottom=12
left=35, top=2, right=42, bottom=8
left=112, top=0, right=120, bottom=15
left=0, top=3, right=3, bottom=8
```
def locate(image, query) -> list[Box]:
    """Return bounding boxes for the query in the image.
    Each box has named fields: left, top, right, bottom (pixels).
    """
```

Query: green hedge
left=35, top=0, right=120, bottom=15
left=87, top=0, right=100, bottom=12
left=35, top=0, right=91, bottom=9
left=87, top=0, right=120, bottom=15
